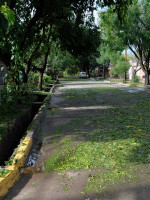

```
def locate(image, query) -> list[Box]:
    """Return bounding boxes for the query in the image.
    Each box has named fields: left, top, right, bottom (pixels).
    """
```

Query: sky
left=93, top=8, right=100, bottom=26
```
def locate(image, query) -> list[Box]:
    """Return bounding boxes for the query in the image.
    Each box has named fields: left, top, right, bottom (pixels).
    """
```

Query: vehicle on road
left=79, top=72, right=87, bottom=78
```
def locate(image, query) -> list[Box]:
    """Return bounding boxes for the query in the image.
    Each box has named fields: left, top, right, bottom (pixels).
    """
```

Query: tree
left=0, top=0, right=132, bottom=89
left=46, top=41, right=79, bottom=77
left=97, top=43, right=130, bottom=80
left=0, top=0, right=97, bottom=84
left=57, top=19, right=101, bottom=77
left=96, top=0, right=132, bottom=19
left=99, top=0, right=150, bottom=85
left=111, top=60, right=130, bottom=79
left=97, top=43, right=115, bottom=78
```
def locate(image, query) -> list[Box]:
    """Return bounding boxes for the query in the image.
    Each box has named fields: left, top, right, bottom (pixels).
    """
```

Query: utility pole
left=125, top=47, right=127, bottom=63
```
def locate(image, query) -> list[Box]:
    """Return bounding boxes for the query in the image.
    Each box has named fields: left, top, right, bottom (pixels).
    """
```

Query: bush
left=133, top=75, right=139, bottom=83
left=111, top=61, right=130, bottom=77
left=43, top=74, right=52, bottom=87
left=28, top=72, right=39, bottom=89
left=0, top=84, right=33, bottom=107
left=28, top=72, right=52, bottom=89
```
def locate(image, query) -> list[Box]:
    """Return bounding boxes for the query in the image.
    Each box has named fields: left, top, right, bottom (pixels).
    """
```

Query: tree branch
left=128, top=46, right=139, bottom=60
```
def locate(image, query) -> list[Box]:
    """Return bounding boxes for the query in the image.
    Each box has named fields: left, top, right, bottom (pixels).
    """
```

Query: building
left=94, top=65, right=109, bottom=78
left=128, top=60, right=145, bottom=83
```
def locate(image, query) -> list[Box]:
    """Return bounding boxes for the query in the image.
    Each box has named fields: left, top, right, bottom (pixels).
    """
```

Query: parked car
left=79, top=72, right=87, bottom=78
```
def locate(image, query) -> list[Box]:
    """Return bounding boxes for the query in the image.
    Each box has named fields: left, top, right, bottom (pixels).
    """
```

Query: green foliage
left=97, top=43, right=127, bottom=78
left=58, top=23, right=100, bottom=74
left=28, top=72, right=40, bottom=89
left=0, top=84, right=34, bottom=140
left=0, top=0, right=132, bottom=90
left=46, top=41, right=79, bottom=77
left=1, top=84, right=33, bottom=105
left=43, top=74, right=52, bottom=87
left=97, top=0, right=132, bottom=20
left=97, top=43, right=111, bottom=66
left=99, top=0, right=150, bottom=84
left=133, top=75, right=139, bottom=83
left=111, top=61, right=130, bottom=77
left=0, top=167, right=10, bottom=178
left=0, top=2, right=15, bottom=26
left=97, top=42, right=130, bottom=78
left=28, top=72, right=52, bottom=89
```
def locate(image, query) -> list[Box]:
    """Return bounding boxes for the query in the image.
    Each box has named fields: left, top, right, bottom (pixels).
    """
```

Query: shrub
left=28, top=72, right=39, bottom=89
left=133, top=75, right=139, bottom=83
left=28, top=72, right=52, bottom=89
left=43, top=74, right=52, bottom=87
left=111, top=61, right=130, bottom=77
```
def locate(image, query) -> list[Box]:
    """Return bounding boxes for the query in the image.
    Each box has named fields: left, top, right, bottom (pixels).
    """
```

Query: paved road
left=3, top=80, right=150, bottom=200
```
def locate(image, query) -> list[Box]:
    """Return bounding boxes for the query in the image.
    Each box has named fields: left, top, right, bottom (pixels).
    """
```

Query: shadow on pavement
left=2, top=174, right=32, bottom=200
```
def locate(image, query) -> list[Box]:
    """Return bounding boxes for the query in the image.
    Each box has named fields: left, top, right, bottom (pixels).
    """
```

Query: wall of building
left=128, top=60, right=145, bottom=83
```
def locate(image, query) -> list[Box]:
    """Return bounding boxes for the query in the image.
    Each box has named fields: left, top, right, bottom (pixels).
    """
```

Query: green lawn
left=60, top=76, right=89, bottom=82
left=45, top=86, right=150, bottom=192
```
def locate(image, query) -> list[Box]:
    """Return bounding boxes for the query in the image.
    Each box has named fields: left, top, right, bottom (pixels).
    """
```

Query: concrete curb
left=0, top=85, right=54, bottom=198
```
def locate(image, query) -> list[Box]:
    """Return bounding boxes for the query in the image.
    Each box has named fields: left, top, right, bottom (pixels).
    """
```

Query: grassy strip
left=33, top=90, right=51, bottom=96
left=62, top=87, right=120, bottom=99
left=60, top=77, right=89, bottom=82
left=45, top=86, right=150, bottom=192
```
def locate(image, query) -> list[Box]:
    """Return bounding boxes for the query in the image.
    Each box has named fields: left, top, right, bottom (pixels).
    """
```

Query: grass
left=110, top=78, right=144, bottom=87
left=110, top=78, right=125, bottom=83
left=33, top=90, right=51, bottom=96
left=45, top=85, right=150, bottom=193
left=60, top=76, right=89, bottom=82
left=62, top=87, right=120, bottom=99
left=0, top=167, right=10, bottom=178
left=128, top=83, right=145, bottom=87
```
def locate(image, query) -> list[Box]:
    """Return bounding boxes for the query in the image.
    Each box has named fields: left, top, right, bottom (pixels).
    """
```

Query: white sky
left=93, top=9, right=100, bottom=26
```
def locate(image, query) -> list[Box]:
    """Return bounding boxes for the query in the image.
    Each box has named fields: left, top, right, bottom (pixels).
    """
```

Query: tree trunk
left=103, top=65, right=105, bottom=79
left=34, top=25, right=52, bottom=90
left=22, top=73, right=28, bottom=83
left=86, top=68, right=90, bottom=78
left=124, top=72, right=127, bottom=83
left=38, top=72, right=43, bottom=91
left=145, top=71, right=150, bottom=85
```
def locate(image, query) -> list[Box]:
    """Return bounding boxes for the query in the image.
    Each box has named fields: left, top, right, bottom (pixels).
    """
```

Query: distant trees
left=97, top=43, right=130, bottom=80
left=58, top=23, right=100, bottom=77
left=99, top=0, right=150, bottom=85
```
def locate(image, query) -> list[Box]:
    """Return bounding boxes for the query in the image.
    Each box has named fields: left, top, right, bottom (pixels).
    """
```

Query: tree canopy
left=99, top=0, right=150, bottom=85
left=0, top=0, right=133, bottom=89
